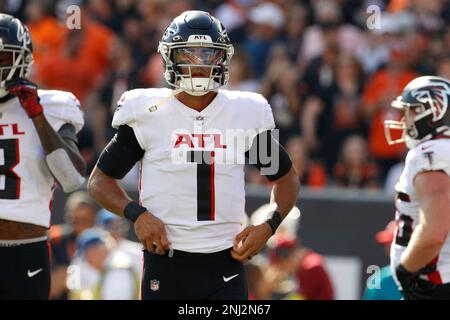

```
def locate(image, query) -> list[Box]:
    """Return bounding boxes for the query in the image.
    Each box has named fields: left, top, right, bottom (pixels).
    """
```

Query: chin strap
left=179, top=77, right=216, bottom=96
left=46, top=149, right=85, bottom=193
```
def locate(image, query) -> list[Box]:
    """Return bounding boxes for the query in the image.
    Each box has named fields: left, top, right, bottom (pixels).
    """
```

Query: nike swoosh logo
left=223, top=274, right=239, bottom=282
left=27, top=268, right=43, bottom=278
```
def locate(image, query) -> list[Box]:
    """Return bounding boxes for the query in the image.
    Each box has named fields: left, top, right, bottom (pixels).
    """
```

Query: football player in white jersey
left=0, top=14, right=86, bottom=299
left=88, top=11, right=300, bottom=300
left=385, top=76, right=450, bottom=299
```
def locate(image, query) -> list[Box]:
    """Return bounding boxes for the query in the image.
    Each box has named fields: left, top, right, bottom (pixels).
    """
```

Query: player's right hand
left=134, top=212, right=171, bottom=255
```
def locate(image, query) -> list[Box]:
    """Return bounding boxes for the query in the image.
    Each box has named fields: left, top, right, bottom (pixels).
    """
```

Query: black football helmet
left=385, top=76, right=450, bottom=149
left=158, top=11, right=234, bottom=96
left=0, top=14, right=34, bottom=97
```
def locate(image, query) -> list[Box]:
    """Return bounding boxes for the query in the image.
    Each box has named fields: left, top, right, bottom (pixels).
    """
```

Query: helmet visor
left=173, top=47, right=225, bottom=66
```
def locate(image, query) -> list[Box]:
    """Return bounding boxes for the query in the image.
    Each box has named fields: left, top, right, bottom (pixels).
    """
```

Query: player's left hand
left=396, top=264, right=437, bottom=300
left=231, top=223, right=273, bottom=263
left=5, top=78, right=43, bottom=118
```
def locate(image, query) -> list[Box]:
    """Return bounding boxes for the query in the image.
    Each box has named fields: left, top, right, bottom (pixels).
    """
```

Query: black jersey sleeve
left=96, top=125, right=145, bottom=179
left=245, top=130, right=293, bottom=181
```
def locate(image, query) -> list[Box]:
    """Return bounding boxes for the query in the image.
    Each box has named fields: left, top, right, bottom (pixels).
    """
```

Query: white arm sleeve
left=46, top=148, right=85, bottom=193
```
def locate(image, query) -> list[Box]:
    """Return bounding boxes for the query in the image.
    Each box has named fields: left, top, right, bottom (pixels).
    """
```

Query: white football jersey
left=391, top=139, right=450, bottom=284
left=112, top=88, right=275, bottom=253
left=0, top=90, right=84, bottom=228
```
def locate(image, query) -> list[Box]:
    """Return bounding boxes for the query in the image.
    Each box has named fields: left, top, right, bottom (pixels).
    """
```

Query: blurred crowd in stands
left=2, top=0, right=450, bottom=192
left=48, top=192, right=142, bottom=300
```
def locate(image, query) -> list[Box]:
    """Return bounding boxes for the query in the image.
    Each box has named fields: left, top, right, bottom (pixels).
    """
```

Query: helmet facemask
left=0, top=42, right=34, bottom=98
left=159, top=41, right=234, bottom=96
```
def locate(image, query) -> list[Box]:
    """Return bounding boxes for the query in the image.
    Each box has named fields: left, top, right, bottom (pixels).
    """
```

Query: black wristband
left=264, top=210, right=283, bottom=235
left=123, top=201, right=147, bottom=223
left=397, top=264, right=412, bottom=275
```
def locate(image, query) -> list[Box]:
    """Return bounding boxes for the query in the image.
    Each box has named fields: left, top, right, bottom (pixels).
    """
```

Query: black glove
left=396, top=264, right=437, bottom=300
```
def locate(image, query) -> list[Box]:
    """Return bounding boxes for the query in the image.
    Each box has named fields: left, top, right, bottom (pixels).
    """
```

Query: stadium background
left=2, top=0, right=450, bottom=299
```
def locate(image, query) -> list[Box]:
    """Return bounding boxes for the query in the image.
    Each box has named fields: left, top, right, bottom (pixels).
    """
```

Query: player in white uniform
left=385, top=76, right=450, bottom=299
left=88, top=11, right=300, bottom=300
left=0, top=14, right=86, bottom=299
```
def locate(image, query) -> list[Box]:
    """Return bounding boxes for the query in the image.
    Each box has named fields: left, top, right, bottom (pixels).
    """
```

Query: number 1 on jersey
left=0, top=139, right=21, bottom=199
left=188, top=151, right=215, bottom=221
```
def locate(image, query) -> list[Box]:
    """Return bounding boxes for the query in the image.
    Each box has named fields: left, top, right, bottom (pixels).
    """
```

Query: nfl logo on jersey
left=150, top=279, right=160, bottom=292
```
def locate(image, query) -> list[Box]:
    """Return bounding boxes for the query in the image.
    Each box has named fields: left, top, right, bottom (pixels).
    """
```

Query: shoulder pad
left=39, top=89, right=84, bottom=133
left=221, top=90, right=275, bottom=131
left=112, top=88, right=172, bottom=128
left=407, top=140, right=450, bottom=177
